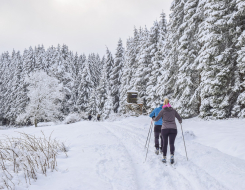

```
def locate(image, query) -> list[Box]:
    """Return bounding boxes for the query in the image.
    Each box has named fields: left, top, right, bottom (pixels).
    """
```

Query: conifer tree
left=110, top=38, right=124, bottom=113
left=102, top=87, right=113, bottom=119
left=119, top=38, right=134, bottom=113
left=77, top=59, right=93, bottom=112
left=100, top=48, right=114, bottom=115
left=155, top=0, right=186, bottom=106
left=230, top=0, right=245, bottom=117
left=133, top=27, right=149, bottom=106
left=128, top=28, right=141, bottom=91
left=146, top=21, right=162, bottom=109
left=172, top=0, right=200, bottom=118
left=3, top=51, right=16, bottom=124
left=0, top=53, right=11, bottom=124
left=96, top=60, right=108, bottom=114
left=88, top=89, right=97, bottom=115
left=235, top=30, right=245, bottom=117
left=197, top=0, right=236, bottom=119
left=5, top=51, right=27, bottom=124
left=105, top=48, right=114, bottom=82
left=34, top=45, right=45, bottom=71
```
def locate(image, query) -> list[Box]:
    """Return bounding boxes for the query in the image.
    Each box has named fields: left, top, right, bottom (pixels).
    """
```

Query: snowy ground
left=1, top=116, right=245, bottom=190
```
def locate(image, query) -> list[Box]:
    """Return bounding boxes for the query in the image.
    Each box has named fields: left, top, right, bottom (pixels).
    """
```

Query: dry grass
left=0, top=131, right=68, bottom=189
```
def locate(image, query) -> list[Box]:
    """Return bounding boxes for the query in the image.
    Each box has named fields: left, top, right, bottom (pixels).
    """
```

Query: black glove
left=152, top=116, right=155, bottom=120
left=179, top=120, right=182, bottom=124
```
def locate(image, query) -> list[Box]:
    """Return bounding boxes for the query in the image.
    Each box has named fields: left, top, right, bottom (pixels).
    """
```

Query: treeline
left=0, top=45, right=104, bottom=124
left=1, top=0, right=245, bottom=125
left=120, top=0, right=245, bottom=119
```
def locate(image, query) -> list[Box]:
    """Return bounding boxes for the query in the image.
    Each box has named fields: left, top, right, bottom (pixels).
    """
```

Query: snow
left=1, top=116, right=245, bottom=190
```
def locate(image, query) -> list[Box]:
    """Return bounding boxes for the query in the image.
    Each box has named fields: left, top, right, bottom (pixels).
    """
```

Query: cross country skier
left=153, top=98, right=182, bottom=164
left=88, top=114, right=92, bottom=121
left=97, top=114, right=101, bottom=121
left=149, top=100, right=163, bottom=155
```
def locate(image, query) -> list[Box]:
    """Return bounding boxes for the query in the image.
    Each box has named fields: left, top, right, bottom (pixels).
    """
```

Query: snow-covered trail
left=101, top=120, right=244, bottom=190
left=1, top=116, right=245, bottom=190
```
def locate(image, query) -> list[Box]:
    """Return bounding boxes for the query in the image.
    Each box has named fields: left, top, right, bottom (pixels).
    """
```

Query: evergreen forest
left=1, top=0, right=245, bottom=125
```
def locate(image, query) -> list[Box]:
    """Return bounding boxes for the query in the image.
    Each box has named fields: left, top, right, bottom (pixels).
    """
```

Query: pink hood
left=162, top=103, right=171, bottom=109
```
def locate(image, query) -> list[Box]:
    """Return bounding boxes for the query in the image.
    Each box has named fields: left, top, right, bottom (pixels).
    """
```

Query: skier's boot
left=155, top=148, right=159, bottom=155
left=170, top=154, right=174, bottom=164
left=162, top=156, right=166, bottom=163
left=160, top=147, right=163, bottom=154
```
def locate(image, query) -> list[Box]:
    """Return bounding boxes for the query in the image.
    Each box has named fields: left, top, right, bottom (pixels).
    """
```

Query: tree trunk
left=35, top=118, right=37, bottom=127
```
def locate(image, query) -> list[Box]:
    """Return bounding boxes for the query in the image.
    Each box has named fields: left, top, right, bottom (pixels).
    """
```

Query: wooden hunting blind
left=125, top=90, right=146, bottom=115
left=127, top=91, right=138, bottom=103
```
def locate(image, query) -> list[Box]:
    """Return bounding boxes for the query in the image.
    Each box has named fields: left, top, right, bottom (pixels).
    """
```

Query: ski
left=161, top=158, right=168, bottom=166
left=169, top=159, right=177, bottom=169
left=169, top=162, right=176, bottom=169
left=162, top=161, right=168, bottom=166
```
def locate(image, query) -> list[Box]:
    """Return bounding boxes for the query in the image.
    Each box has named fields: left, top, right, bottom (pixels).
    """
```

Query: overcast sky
left=0, top=0, right=172, bottom=57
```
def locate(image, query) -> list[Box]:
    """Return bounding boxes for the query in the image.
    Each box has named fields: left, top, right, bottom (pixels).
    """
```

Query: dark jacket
left=153, top=107, right=182, bottom=130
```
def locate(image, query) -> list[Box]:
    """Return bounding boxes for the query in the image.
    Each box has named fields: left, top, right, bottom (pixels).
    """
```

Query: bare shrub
left=63, top=112, right=87, bottom=124
left=0, top=131, right=68, bottom=189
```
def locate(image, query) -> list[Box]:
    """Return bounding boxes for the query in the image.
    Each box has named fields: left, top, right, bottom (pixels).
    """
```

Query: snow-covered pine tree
left=105, top=48, right=114, bottom=82
left=0, top=53, right=13, bottom=124
left=74, top=54, right=86, bottom=111
left=229, top=0, right=245, bottom=117
left=155, top=0, right=186, bottom=107
left=233, top=0, right=245, bottom=117
left=0, top=53, right=6, bottom=123
left=16, top=71, right=63, bottom=127
left=22, top=47, right=35, bottom=76
left=88, top=53, right=101, bottom=88
left=99, top=48, right=114, bottom=116
left=127, top=28, right=141, bottom=91
left=102, top=87, right=113, bottom=120
left=153, top=11, right=167, bottom=103
left=118, top=38, right=134, bottom=113
left=60, top=46, right=75, bottom=115
left=2, top=51, right=16, bottom=124
left=96, top=59, right=108, bottom=114
left=171, top=0, right=200, bottom=118
left=197, top=0, right=237, bottom=119
left=45, top=46, right=62, bottom=77
left=67, top=52, right=80, bottom=112
left=146, top=21, right=162, bottom=110
left=88, top=89, right=97, bottom=116
left=77, top=59, right=93, bottom=112
left=5, top=51, right=27, bottom=124
left=96, top=53, right=103, bottom=73
left=34, top=45, right=45, bottom=71
left=132, top=27, right=150, bottom=106
left=235, top=31, right=245, bottom=117
left=110, top=38, right=124, bottom=113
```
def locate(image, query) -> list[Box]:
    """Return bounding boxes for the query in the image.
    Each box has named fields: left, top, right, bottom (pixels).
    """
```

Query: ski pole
left=144, top=120, right=154, bottom=162
left=180, top=123, right=188, bottom=161
left=145, top=120, right=153, bottom=148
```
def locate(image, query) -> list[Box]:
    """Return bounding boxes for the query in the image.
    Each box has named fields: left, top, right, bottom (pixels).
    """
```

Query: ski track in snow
left=94, top=128, right=138, bottom=190
left=1, top=116, right=245, bottom=190
left=102, top=122, right=231, bottom=190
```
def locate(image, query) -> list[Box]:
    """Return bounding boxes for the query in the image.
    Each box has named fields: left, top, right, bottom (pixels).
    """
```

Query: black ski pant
left=154, top=125, right=163, bottom=149
left=161, top=129, right=177, bottom=156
